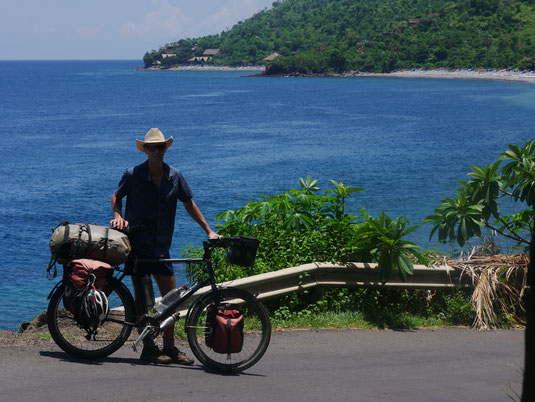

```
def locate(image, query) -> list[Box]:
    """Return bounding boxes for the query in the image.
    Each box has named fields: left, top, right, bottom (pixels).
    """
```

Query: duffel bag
left=62, top=259, right=112, bottom=314
left=50, top=222, right=131, bottom=265
left=205, top=305, right=244, bottom=354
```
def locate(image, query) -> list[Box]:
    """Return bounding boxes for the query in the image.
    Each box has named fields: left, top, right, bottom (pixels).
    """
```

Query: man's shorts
left=128, top=253, right=174, bottom=276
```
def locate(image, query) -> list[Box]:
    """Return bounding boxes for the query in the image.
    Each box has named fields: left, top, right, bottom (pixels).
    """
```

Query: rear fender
left=47, top=280, right=64, bottom=300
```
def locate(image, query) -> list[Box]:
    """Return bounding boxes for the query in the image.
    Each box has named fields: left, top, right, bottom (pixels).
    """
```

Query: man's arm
left=110, top=193, right=129, bottom=229
left=183, top=199, right=218, bottom=238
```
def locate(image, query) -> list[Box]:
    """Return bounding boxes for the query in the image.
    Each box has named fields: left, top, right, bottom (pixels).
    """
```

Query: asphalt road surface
left=0, top=328, right=524, bottom=401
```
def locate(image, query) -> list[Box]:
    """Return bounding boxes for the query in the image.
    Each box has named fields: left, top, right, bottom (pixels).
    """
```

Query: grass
left=172, top=310, right=456, bottom=340
left=270, top=311, right=448, bottom=331
left=31, top=332, right=52, bottom=340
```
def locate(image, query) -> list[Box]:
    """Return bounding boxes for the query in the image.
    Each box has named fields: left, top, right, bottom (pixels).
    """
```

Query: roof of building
left=263, top=52, right=280, bottom=61
left=187, top=56, right=209, bottom=62
left=203, top=49, right=220, bottom=56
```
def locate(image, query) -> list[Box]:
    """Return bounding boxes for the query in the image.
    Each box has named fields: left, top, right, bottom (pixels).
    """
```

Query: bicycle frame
left=130, top=240, right=223, bottom=351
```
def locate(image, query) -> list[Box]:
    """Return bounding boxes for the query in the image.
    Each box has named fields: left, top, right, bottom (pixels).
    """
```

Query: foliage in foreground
left=185, top=177, right=427, bottom=285
left=182, top=177, right=499, bottom=330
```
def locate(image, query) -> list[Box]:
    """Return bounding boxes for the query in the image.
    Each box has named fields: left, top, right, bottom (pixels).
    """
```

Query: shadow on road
left=38, top=350, right=266, bottom=377
left=39, top=350, right=143, bottom=366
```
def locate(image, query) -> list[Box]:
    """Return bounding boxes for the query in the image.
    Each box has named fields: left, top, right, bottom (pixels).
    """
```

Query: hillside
left=143, top=0, right=535, bottom=74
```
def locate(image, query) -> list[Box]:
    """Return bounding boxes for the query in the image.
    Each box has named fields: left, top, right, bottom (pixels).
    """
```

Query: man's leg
left=153, top=274, right=194, bottom=365
left=131, top=274, right=172, bottom=364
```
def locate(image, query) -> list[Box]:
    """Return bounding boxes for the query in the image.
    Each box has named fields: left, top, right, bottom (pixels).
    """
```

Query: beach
left=356, top=69, right=535, bottom=83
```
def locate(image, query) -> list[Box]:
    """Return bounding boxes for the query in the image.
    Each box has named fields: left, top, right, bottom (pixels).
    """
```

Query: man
left=110, top=128, right=218, bottom=365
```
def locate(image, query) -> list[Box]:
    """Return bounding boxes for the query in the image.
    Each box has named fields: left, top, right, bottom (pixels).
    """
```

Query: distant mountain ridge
left=143, top=0, right=535, bottom=74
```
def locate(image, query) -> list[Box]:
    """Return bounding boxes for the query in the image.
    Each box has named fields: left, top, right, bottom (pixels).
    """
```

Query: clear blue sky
left=0, top=0, right=274, bottom=60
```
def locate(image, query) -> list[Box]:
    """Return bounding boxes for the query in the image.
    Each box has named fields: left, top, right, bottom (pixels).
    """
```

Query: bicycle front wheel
left=47, top=278, right=135, bottom=359
left=186, top=287, right=271, bottom=373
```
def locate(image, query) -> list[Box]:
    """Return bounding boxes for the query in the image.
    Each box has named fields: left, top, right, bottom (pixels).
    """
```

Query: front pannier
left=50, top=222, right=131, bottom=265
left=205, top=305, right=244, bottom=354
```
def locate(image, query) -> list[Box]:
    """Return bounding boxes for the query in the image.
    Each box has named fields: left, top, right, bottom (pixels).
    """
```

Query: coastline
left=267, top=68, right=535, bottom=83
left=141, top=65, right=535, bottom=83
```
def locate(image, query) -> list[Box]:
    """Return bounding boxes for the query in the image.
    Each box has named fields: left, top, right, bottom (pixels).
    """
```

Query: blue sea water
left=0, top=60, right=534, bottom=330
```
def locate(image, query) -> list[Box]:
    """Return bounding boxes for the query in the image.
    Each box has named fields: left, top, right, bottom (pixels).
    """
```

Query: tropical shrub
left=185, top=177, right=427, bottom=285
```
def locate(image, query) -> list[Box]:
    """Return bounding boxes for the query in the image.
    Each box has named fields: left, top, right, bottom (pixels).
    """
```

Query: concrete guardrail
left=173, top=262, right=472, bottom=315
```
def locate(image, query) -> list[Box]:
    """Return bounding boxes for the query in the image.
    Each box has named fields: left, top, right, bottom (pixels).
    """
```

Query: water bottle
left=154, top=285, right=186, bottom=314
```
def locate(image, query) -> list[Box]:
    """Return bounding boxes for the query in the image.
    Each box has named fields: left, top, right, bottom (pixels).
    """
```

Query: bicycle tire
left=47, top=278, right=136, bottom=359
left=186, top=287, right=271, bottom=373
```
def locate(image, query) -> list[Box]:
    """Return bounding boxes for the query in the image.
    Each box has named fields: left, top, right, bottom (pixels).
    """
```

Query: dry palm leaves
left=443, top=249, right=528, bottom=330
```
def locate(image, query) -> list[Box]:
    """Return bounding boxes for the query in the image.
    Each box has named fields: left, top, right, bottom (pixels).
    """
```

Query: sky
left=0, top=0, right=275, bottom=60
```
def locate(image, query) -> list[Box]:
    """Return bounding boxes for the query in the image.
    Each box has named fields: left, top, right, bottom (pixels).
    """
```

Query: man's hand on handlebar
left=208, top=231, right=221, bottom=240
left=110, top=216, right=129, bottom=230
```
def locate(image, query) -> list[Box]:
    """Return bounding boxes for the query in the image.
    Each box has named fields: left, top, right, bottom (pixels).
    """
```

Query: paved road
left=0, top=328, right=524, bottom=401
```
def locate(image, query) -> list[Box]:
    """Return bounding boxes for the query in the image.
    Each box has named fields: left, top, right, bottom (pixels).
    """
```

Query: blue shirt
left=114, top=161, right=193, bottom=258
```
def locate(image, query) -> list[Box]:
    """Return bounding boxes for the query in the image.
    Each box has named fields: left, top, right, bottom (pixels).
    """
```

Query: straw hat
left=136, top=128, right=173, bottom=152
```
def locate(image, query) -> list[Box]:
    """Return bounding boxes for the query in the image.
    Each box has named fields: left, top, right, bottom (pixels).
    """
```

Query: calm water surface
left=0, top=60, right=534, bottom=329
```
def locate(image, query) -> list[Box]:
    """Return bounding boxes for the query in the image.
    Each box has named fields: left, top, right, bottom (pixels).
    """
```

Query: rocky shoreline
left=0, top=311, right=52, bottom=347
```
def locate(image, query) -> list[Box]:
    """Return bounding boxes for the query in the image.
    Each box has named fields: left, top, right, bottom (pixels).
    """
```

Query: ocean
left=0, top=60, right=534, bottom=330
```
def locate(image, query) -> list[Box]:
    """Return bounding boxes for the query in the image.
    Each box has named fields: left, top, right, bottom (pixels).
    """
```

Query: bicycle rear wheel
left=186, top=287, right=271, bottom=373
left=47, top=278, right=135, bottom=359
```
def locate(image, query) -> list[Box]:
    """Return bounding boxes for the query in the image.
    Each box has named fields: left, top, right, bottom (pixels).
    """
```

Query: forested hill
left=143, top=0, right=535, bottom=74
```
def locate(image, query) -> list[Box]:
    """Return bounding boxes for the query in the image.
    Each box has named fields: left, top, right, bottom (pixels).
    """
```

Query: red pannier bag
left=63, top=259, right=112, bottom=313
left=69, top=259, right=112, bottom=289
left=206, top=306, right=244, bottom=354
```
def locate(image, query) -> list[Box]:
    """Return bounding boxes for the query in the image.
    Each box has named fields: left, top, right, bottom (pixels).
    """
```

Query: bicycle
left=46, top=235, right=271, bottom=373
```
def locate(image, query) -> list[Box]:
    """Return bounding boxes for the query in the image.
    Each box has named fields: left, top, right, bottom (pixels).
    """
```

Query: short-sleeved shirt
left=114, top=161, right=193, bottom=259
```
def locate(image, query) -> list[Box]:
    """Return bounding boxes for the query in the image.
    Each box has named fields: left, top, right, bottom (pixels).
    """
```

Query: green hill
left=143, top=0, right=535, bottom=74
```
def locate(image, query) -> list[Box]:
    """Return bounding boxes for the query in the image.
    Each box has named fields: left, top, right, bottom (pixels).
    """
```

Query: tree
left=424, top=139, right=535, bottom=400
left=143, top=52, right=156, bottom=68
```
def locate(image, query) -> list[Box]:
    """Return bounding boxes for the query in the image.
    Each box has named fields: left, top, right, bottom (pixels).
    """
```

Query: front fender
left=184, top=286, right=246, bottom=321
